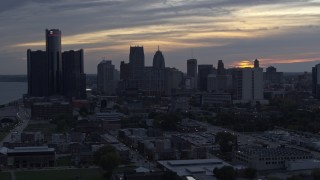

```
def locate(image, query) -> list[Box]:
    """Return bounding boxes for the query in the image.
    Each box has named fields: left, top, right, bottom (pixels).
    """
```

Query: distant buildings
left=27, top=29, right=86, bottom=99
left=265, top=66, right=284, bottom=84
left=198, top=64, right=214, bottom=91
left=233, top=146, right=314, bottom=171
left=312, top=64, right=320, bottom=99
left=97, top=60, right=119, bottom=95
left=128, top=46, right=145, bottom=89
left=187, top=59, right=198, bottom=89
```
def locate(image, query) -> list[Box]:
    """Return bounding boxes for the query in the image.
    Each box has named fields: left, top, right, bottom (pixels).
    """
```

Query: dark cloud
left=0, top=0, right=320, bottom=74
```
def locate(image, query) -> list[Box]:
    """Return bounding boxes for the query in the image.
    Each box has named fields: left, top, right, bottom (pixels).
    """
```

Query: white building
left=234, top=61, right=266, bottom=104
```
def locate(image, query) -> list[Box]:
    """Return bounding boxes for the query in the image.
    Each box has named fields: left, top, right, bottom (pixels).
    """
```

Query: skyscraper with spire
left=153, top=46, right=165, bottom=69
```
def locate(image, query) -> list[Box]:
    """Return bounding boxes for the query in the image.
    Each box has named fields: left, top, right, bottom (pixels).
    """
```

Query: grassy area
left=0, top=172, right=11, bottom=180
left=56, top=156, right=73, bottom=166
left=15, top=168, right=104, bottom=180
left=114, top=164, right=137, bottom=173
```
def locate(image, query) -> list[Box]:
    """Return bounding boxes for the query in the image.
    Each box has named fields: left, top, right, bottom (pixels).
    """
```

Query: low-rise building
left=6, top=146, right=55, bottom=168
left=233, top=146, right=313, bottom=171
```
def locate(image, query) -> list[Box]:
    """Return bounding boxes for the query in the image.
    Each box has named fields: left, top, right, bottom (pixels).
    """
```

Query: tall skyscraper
left=217, top=60, right=226, bottom=75
left=129, top=46, right=145, bottom=89
left=312, top=64, right=320, bottom=99
left=46, top=29, right=63, bottom=95
left=198, top=65, right=213, bottom=91
left=27, top=50, right=49, bottom=97
left=27, top=29, right=86, bottom=99
left=254, top=59, right=260, bottom=68
left=97, top=60, right=119, bottom=95
left=152, top=47, right=165, bottom=69
left=62, top=50, right=86, bottom=99
left=144, top=48, right=166, bottom=96
left=187, top=59, right=197, bottom=89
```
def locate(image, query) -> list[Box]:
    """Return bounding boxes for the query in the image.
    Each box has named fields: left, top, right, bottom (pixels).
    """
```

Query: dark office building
left=312, top=64, right=320, bottom=99
left=217, top=60, right=226, bottom=75
left=120, top=61, right=130, bottom=80
left=62, top=50, right=86, bottom=99
left=264, top=66, right=283, bottom=84
left=187, top=59, right=197, bottom=89
left=198, top=65, right=214, bottom=91
left=27, top=29, right=87, bottom=99
left=152, top=48, right=165, bottom=69
left=46, top=29, right=63, bottom=95
left=128, top=46, right=145, bottom=89
left=27, top=50, right=49, bottom=97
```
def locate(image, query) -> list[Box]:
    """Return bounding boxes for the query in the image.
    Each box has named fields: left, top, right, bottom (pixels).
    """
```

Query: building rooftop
left=158, top=158, right=230, bottom=179
left=237, top=146, right=312, bottom=158
left=7, top=146, right=55, bottom=153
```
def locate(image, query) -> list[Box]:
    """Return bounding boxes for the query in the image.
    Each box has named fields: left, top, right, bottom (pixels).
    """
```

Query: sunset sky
left=1, top=0, right=320, bottom=74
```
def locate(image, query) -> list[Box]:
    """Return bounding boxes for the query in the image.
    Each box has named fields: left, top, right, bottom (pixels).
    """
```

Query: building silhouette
left=27, top=29, right=86, bottom=99
left=198, top=65, right=214, bottom=91
left=217, top=60, right=226, bottom=75
left=152, top=47, right=165, bottom=69
left=97, top=60, right=119, bottom=95
left=312, top=64, right=320, bottom=99
left=46, top=29, right=63, bottom=95
left=187, top=59, right=197, bottom=89
left=62, top=50, right=86, bottom=99
left=128, top=46, right=145, bottom=89
left=27, top=50, right=49, bottom=97
left=144, top=48, right=166, bottom=96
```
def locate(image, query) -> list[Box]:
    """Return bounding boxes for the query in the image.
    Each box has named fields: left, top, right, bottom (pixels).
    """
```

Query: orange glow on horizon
left=233, top=60, right=254, bottom=68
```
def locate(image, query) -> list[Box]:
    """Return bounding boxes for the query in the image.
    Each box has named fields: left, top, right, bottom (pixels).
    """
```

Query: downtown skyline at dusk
left=1, top=0, right=320, bottom=74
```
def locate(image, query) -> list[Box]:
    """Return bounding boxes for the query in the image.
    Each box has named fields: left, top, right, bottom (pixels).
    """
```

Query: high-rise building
left=235, top=67, right=263, bottom=102
left=120, top=61, right=130, bottom=81
left=62, top=50, right=86, bottom=99
left=254, top=59, right=260, bottom=68
left=187, top=59, right=197, bottom=89
left=217, top=60, right=226, bottom=75
left=97, top=60, right=119, bottom=95
left=312, top=64, right=320, bottom=99
left=264, top=66, right=284, bottom=84
left=153, top=47, right=165, bottom=69
left=165, top=68, right=183, bottom=95
left=27, top=50, right=49, bottom=97
left=144, top=49, right=166, bottom=96
left=198, top=65, right=214, bottom=91
left=128, top=46, right=145, bottom=89
left=46, top=29, right=63, bottom=95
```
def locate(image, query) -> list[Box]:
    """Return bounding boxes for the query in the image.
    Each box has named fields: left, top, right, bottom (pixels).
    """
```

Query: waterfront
left=0, top=82, right=27, bottom=105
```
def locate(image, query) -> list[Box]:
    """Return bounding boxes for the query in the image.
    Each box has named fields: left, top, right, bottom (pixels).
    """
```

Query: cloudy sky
left=1, top=0, right=320, bottom=74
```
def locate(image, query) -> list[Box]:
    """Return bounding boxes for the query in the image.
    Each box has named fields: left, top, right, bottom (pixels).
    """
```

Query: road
left=0, top=102, right=30, bottom=146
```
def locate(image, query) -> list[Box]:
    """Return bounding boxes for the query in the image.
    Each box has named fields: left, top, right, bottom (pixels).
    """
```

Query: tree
left=213, top=166, right=237, bottom=180
left=312, top=168, right=320, bottom=179
left=242, top=168, right=257, bottom=179
left=153, top=113, right=181, bottom=131
left=94, top=145, right=120, bottom=178
left=215, top=132, right=238, bottom=153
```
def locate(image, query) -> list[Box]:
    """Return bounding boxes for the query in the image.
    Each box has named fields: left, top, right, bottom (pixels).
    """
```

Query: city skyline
left=1, top=0, right=320, bottom=74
